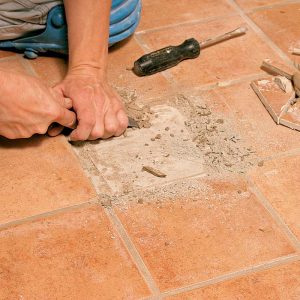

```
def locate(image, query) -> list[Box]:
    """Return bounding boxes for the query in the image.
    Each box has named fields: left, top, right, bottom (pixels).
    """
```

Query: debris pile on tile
left=251, top=59, right=300, bottom=131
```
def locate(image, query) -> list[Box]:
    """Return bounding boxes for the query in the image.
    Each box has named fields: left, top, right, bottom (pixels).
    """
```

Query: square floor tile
left=137, top=0, right=236, bottom=31
left=139, top=15, right=283, bottom=88
left=0, top=205, right=150, bottom=299
left=249, top=3, right=300, bottom=63
left=30, top=56, right=68, bottom=87
left=115, top=175, right=294, bottom=291
left=0, top=136, right=96, bottom=224
left=167, top=261, right=300, bottom=299
left=250, top=155, right=300, bottom=240
left=208, top=81, right=300, bottom=157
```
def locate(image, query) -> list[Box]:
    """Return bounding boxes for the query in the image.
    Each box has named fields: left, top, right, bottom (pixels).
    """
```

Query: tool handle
left=133, top=38, right=200, bottom=76
left=200, top=27, right=247, bottom=49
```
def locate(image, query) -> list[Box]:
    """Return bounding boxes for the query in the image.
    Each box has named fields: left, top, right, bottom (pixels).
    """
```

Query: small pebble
left=258, top=161, right=264, bottom=167
left=155, top=134, right=162, bottom=140
left=170, top=133, right=174, bottom=137
left=145, top=143, right=149, bottom=146
left=150, top=137, right=155, bottom=141
left=165, top=127, right=170, bottom=131
left=216, top=119, right=224, bottom=124
left=137, top=199, right=144, bottom=204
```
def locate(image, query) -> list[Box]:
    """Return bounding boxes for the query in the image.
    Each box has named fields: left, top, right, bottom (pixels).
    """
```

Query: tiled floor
left=0, top=0, right=300, bottom=299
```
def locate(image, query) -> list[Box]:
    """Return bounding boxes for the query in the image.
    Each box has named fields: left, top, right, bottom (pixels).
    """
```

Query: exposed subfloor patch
left=76, top=105, right=205, bottom=196
left=72, top=92, right=257, bottom=201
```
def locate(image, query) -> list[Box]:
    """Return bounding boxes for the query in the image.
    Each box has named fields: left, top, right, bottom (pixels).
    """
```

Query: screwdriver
left=133, top=27, right=247, bottom=76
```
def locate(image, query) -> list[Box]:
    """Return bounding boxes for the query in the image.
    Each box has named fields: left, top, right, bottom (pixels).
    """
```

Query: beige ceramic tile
left=0, top=135, right=96, bottom=224
left=115, top=175, right=294, bottom=291
left=0, top=205, right=150, bottom=299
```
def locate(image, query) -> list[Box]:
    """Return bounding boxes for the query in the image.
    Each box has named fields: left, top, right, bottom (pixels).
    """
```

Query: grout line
left=246, top=0, right=300, bottom=14
left=225, top=0, right=295, bottom=67
left=247, top=178, right=300, bottom=252
left=0, top=197, right=98, bottom=231
left=261, top=147, right=300, bottom=162
left=191, top=72, right=266, bottom=91
left=161, top=253, right=300, bottom=297
left=135, top=12, right=239, bottom=35
left=105, top=207, right=161, bottom=297
left=19, top=56, right=38, bottom=76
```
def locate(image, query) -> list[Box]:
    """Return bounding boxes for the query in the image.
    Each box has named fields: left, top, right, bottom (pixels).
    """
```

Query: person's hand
left=0, top=70, right=76, bottom=139
left=52, top=67, right=128, bottom=141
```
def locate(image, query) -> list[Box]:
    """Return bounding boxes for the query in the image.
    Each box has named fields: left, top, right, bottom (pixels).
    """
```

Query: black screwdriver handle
left=133, top=38, right=200, bottom=76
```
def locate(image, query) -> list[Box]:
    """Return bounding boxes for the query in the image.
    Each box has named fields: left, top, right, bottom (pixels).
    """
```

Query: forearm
left=64, top=0, right=112, bottom=76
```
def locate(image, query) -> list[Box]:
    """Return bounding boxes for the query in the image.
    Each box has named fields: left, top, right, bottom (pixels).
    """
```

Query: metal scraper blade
left=128, top=116, right=139, bottom=128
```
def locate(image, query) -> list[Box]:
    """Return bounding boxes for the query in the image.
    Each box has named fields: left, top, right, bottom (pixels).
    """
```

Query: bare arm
left=52, top=0, right=128, bottom=141
left=65, top=0, right=110, bottom=75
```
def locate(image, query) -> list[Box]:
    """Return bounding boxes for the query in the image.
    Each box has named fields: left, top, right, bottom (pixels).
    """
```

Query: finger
left=88, top=121, right=105, bottom=140
left=50, top=89, right=73, bottom=109
left=47, top=124, right=64, bottom=137
left=55, top=107, right=77, bottom=129
left=101, top=109, right=119, bottom=139
left=115, top=109, right=128, bottom=136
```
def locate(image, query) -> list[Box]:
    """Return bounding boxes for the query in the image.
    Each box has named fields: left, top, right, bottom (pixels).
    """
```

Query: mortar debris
left=174, top=93, right=256, bottom=174
left=115, top=87, right=152, bottom=128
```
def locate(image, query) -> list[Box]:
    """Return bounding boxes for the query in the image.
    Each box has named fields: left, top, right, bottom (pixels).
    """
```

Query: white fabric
left=0, top=0, right=62, bottom=40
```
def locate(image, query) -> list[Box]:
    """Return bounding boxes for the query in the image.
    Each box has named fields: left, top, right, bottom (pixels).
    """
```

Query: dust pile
left=175, top=94, right=256, bottom=174
left=112, top=89, right=256, bottom=174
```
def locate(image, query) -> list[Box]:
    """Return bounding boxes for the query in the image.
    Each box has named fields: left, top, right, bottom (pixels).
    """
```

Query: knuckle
left=105, top=121, right=118, bottom=133
left=119, top=116, right=128, bottom=129
left=90, top=128, right=104, bottom=139
left=36, top=125, right=48, bottom=135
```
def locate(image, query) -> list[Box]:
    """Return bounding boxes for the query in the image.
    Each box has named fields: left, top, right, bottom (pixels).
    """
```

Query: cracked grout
left=105, top=207, right=161, bottom=297
left=247, top=177, right=300, bottom=252
left=0, top=197, right=99, bottom=231
left=160, top=253, right=300, bottom=298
